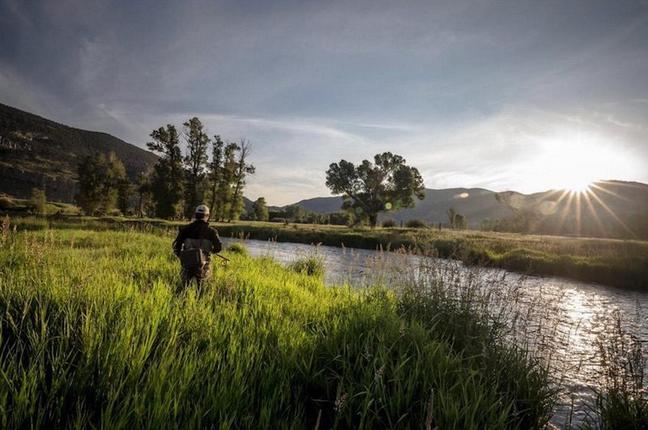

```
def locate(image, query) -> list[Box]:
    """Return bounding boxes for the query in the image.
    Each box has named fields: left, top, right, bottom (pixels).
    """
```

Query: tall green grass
left=0, top=224, right=555, bottom=429
left=10, top=215, right=646, bottom=289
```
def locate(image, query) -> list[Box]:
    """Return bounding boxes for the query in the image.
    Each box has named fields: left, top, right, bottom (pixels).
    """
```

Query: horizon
left=1, top=1, right=648, bottom=206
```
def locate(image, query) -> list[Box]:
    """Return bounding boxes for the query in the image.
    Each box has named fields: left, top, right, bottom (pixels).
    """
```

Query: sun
left=565, top=178, right=593, bottom=194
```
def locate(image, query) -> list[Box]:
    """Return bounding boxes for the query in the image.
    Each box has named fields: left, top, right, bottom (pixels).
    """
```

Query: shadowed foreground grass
left=0, top=227, right=555, bottom=429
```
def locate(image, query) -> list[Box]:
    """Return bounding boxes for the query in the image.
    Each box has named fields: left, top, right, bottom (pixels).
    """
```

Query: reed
left=0, top=222, right=556, bottom=429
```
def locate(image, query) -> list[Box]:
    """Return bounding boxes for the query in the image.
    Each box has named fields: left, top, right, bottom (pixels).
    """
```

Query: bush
left=0, top=195, right=16, bottom=211
left=227, top=242, right=248, bottom=256
left=405, top=219, right=427, bottom=228
left=289, top=256, right=324, bottom=277
left=382, top=219, right=397, bottom=228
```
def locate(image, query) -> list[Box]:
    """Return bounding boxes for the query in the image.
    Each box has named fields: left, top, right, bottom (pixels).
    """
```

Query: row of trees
left=76, top=117, right=256, bottom=220
left=144, top=118, right=255, bottom=220
left=76, top=152, right=130, bottom=215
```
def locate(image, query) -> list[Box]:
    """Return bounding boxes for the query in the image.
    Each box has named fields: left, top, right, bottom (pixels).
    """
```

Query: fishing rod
left=214, top=253, right=230, bottom=262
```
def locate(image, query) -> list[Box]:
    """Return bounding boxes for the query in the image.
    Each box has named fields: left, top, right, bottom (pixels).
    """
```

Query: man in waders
left=173, top=204, right=222, bottom=288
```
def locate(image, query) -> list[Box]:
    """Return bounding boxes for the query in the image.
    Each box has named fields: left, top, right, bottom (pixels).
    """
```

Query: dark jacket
left=173, top=220, right=222, bottom=256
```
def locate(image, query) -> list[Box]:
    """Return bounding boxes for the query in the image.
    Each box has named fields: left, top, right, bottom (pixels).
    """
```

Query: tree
left=447, top=208, right=467, bottom=229
left=252, top=197, right=269, bottom=221
left=77, top=154, right=105, bottom=215
left=76, top=152, right=127, bottom=215
left=117, top=178, right=132, bottom=215
left=284, top=205, right=306, bottom=223
left=30, top=188, right=46, bottom=215
left=213, top=142, right=238, bottom=221
left=228, top=139, right=255, bottom=221
left=147, top=125, right=185, bottom=219
left=183, top=117, right=210, bottom=217
left=135, top=171, right=153, bottom=217
left=325, top=152, right=425, bottom=227
left=102, top=152, right=127, bottom=213
left=208, top=135, right=224, bottom=216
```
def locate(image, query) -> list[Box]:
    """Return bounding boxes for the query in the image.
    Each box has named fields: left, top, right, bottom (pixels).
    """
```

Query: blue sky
left=1, top=0, right=647, bottom=205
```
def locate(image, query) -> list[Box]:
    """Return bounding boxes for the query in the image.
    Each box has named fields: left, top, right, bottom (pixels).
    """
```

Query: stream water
left=221, top=237, right=648, bottom=427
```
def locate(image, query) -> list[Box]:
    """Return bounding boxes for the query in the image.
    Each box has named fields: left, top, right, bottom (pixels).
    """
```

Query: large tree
left=183, top=117, right=210, bottom=217
left=228, top=139, right=255, bottom=221
left=76, top=152, right=127, bottom=215
left=147, top=125, right=185, bottom=219
left=252, top=197, right=269, bottom=221
left=325, top=152, right=425, bottom=227
left=208, top=135, right=224, bottom=216
left=213, top=142, right=239, bottom=221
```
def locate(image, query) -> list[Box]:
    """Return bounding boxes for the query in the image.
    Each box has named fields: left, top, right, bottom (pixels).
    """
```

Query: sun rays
left=530, top=181, right=637, bottom=238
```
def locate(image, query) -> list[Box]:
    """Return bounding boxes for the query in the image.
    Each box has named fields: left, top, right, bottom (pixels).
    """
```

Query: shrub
left=382, top=219, right=397, bottom=228
left=289, top=256, right=324, bottom=277
left=0, top=195, right=16, bottom=210
left=227, top=242, right=248, bottom=256
left=405, top=219, right=427, bottom=228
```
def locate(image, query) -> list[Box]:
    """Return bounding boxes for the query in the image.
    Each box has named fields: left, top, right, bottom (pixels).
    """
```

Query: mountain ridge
left=0, top=102, right=158, bottom=201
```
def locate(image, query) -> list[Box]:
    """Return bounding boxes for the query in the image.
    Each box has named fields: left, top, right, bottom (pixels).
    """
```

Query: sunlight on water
left=222, top=237, right=648, bottom=426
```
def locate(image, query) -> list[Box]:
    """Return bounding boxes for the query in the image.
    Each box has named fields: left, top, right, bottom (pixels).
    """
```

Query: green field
left=10, top=215, right=647, bottom=289
left=0, top=222, right=558, bottom=429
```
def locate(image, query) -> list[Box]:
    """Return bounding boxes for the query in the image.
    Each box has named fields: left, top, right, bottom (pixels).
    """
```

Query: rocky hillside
left=0, top=102, right=157, bottom=202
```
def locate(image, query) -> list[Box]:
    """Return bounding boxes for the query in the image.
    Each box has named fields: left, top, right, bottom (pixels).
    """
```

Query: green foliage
left=226, top=242, right=248, bottom=256
left=117, top=178, right=132, bottom=215
left=0, top=194, right=16, bottom=210
left=382, top=219, right=397, bottom=228
left=207, top=135, right=224, bottom=217
left=76, top=152, right=128, bottom=215
left=29, top=188, right=46, bottom=214
left=0, top=226, right=554, bottom=428
left=405, top=219, right=427, bottom=228
left=183, top=117, right=210, bottom=217
left=147, top=125, right=185, bottom=219
left=288, top=256, right=325, bottom=277
left=252, top=197, right=269, bottom=221
left=228, top=140, right=255, bottom=222
left=447, top=207, right=468, bottom=229
left=213, top=142, right=238, bottom=221
left=325, top=152, right=425, bottom=227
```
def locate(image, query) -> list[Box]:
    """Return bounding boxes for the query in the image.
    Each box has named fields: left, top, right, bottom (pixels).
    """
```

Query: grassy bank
left=7, top=215, right=648, bottom=289
left=0, top=224, right=555, bottom=429
left=213, top=222, right=648, bottom=290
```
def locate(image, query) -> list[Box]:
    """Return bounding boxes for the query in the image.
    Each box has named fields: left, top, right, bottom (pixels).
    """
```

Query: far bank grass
left=0, top=227, right=554, bottom=429
left=8, top=215, right=648, bottom=289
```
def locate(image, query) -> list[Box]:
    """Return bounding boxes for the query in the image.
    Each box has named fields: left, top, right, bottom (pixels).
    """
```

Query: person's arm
left=210, top=228, right=222, bottom=254
left=173, top=227, right=185, bottom=256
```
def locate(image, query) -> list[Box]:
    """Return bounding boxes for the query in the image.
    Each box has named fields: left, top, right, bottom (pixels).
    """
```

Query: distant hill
left=292, top=188, right=515, bottom=226
left=0, top=102, right=158, bottom=202
left=290, top=181, right=648, bottom=239
left=494, top=180, right=648, bottom=238
left=291, top=196, right=345, bottom=213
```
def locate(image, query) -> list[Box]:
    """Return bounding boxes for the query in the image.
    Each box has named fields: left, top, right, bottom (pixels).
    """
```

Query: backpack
left=180, top=247, right=207, bottom=270
left=180, top=229, right=210, bottom=270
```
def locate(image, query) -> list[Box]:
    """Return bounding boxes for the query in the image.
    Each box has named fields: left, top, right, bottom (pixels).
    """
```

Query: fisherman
left=173, top=204, right=223, bottom=288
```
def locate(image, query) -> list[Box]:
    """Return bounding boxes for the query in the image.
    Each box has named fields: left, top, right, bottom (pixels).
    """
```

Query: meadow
left=0, top=220, right=557, bottom=429
left=10, top=215, right=648, bottom=289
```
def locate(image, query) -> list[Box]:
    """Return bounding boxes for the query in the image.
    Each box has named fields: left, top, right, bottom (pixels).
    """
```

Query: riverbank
left=7, top=215, right=648, bottom=289
left=219, top=222, right=648, bottom=290
left=0, top=225, right=555, bottom=428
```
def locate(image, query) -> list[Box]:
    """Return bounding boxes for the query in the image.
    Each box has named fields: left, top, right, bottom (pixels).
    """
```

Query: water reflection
left=221, top=237, right=647, bottom=426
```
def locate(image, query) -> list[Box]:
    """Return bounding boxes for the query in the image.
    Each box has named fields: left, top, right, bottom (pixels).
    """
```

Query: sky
left=1, top=0, right=647, bottom=206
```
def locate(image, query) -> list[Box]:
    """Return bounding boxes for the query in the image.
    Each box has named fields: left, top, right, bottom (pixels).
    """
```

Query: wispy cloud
left=1, top=0, right=647, bottom=205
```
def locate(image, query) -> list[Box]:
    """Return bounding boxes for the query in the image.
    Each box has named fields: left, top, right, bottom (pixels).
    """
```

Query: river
left=221, top=237, right=648, bottom=427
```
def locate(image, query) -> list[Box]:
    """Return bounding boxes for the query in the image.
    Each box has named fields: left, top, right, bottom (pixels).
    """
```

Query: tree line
left=76, top=117, right=255, bottom=220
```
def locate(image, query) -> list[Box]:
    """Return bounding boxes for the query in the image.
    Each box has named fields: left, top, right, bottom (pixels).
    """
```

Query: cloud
left=1, top=0, right=647, bottom=205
